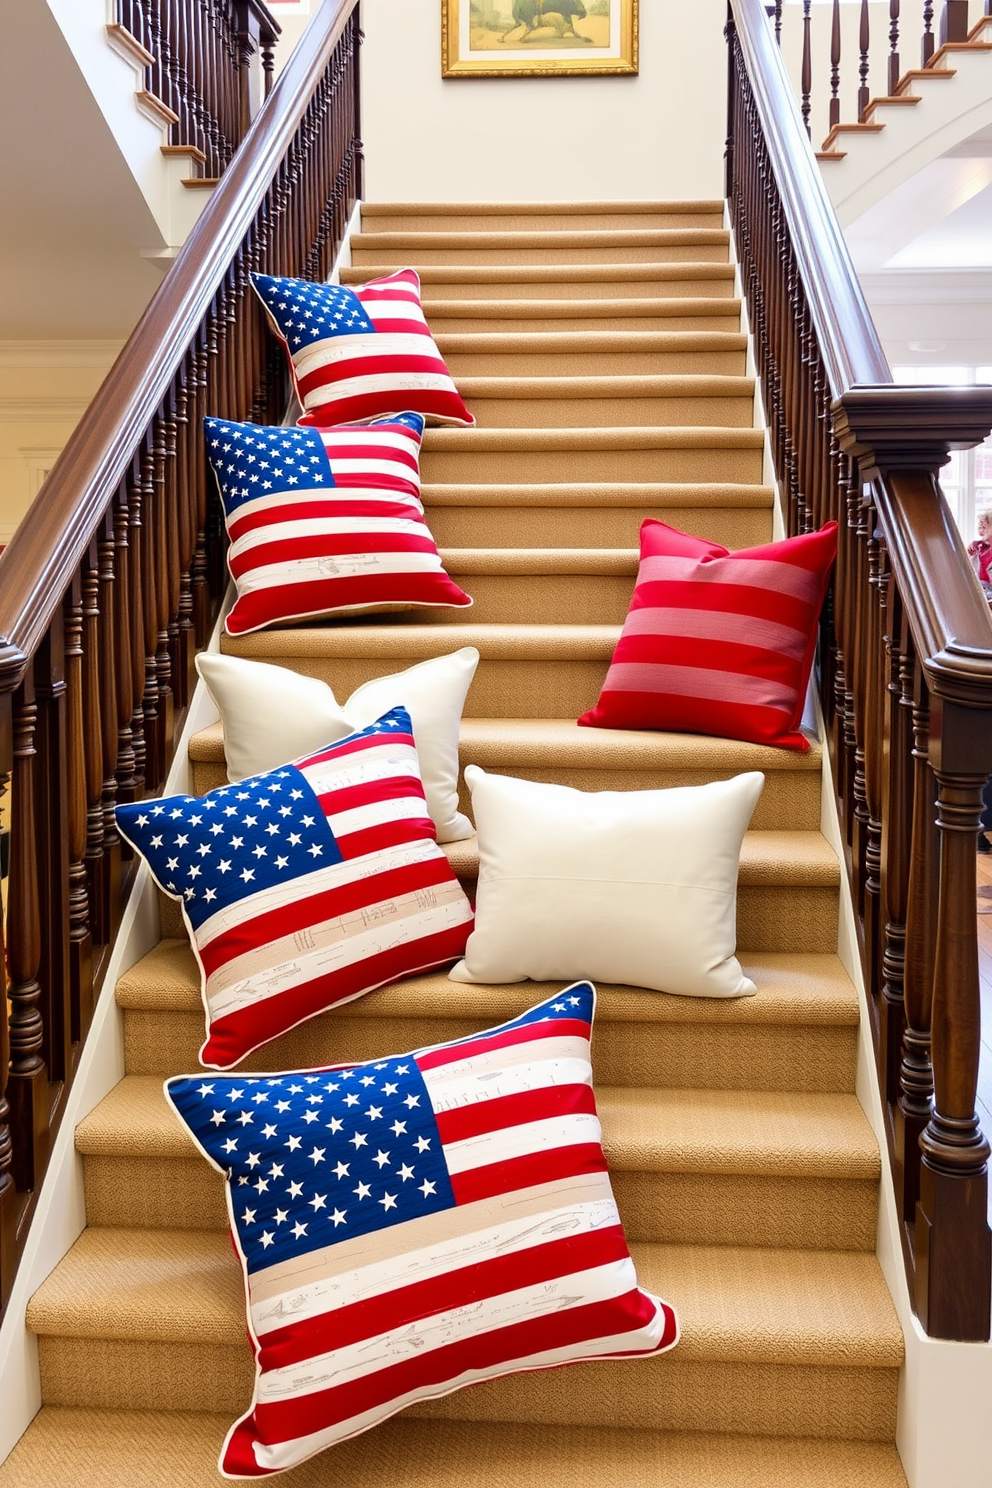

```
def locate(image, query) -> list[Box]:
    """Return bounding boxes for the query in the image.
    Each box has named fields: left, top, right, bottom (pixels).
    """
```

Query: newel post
left=835, top=384, right=992, bottom=1340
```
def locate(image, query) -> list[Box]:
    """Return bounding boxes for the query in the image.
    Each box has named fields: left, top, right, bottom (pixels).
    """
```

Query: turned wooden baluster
left=879, top=593, right=912, bottom=1106
left=139, top=439, right=164, bottom=789
left=939, top=1, right=971, bottom=44
left=33, top=623, right=71, bottom=1088
left=895, top=656, right=937, bottom=1222
left=857, top=0, right=871, bottom=117
left=922, top=1, right=936, bottom=64
left=81, top=548, right=108, bottom=945
left=800, top=0, right=813, bottom=137
left=7, top=680, right=48, bottom=1193
left=63, top=584, right=94, bottom=1043
left=113, top=486, right=138, bottom=811
left=97, top=514, right=123, bottom=944
left=861, top=513, right=888, bottom=1007
left=151, top=415, right=175, bottom=779
left=0, top=702, right=16, bottom=1308
left=829, top=0, right=842, bottom=129
left=888, top=0, right=901, bottom=94
left=126, top=456, right=147, bottom=800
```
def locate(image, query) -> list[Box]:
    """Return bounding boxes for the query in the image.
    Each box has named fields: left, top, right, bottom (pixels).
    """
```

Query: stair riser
left=465, top=395, right=754, bottom=430
left=420, top=446, right=765, bottom=484
left=121, top=1007, right=856, bottom=1095
left=154, top=866, right=833, bottom=948
left=349, top=246, right=732, bottom=268
left=188, top=760, right=820, bottom=833
left=423, top=501, right=773, bottom=550
left=444, top=350, right=748, bottom=376
left=82, top=1155, right=876, bottom=1253
left=361, top=213, right=728, bottom=232
left=34, top=1336, right=895, bottom=1441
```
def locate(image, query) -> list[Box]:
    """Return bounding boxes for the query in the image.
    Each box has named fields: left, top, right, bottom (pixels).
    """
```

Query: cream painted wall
left=0, top=343, right=120, bottom=544
left=361, top=0, right=730, bottom=203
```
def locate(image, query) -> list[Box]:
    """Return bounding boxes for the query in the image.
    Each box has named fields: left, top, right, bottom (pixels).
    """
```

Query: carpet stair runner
left=0, top=202, right=909, bottom=1487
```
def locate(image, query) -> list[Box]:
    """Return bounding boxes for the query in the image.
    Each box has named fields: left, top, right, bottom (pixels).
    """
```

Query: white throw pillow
left=195, top=649, right=479, bottom=842
left=449, top=767, right=764, bottom=997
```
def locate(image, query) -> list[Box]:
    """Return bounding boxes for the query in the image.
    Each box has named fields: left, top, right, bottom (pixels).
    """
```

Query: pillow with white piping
left=449, top=768, right=764, bottom=998
left=196, top=648, right=479, bottom=843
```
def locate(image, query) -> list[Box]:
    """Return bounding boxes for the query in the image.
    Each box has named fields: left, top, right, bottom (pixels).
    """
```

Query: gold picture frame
left=442, top=0, right=638, bottom=79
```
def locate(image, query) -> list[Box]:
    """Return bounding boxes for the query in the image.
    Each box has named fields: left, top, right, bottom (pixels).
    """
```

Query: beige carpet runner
left=0, top=201, right=909, bottom=1486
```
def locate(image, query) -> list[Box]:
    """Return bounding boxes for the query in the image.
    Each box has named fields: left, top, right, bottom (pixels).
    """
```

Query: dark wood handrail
left=0, top=0, right=356, bottom=700
left=729, top=0, right=992, bottom=1341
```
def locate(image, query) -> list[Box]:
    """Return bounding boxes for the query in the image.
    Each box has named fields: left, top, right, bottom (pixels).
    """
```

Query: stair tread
left=350, top=230, right=731, bottom=250
left=189, top=716, right=822, bottom=774
left=420, top=482, right=775, bottom=508
left=117, top=940, right=856, bottom=1026
left=0, top=1410, right=911, bottom=1488
left=75, top=1076, right=876, bottom=1178
left=26, top=1227, right=901, bottom=1367
left=424, top=297, right=742, bottom=318
left=363, top=200, right=728, bottom=215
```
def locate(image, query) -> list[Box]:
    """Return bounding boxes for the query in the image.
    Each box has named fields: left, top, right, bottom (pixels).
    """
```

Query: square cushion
left=117, top=710, right=473, bottom=1069
left=579, top=520, right=838, bottom=751
left=165, top=982, right=679, bottom=1477
left=450, top=767, right=764, bottom=998
left=196, top=648, right=479, bottom=843
left=205, top=413, right=472, bottom=637
left=252, top=269, right=475, bottom=428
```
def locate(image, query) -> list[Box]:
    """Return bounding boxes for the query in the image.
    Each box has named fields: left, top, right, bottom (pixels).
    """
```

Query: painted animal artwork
left=499, top=0, right=593, bottom=44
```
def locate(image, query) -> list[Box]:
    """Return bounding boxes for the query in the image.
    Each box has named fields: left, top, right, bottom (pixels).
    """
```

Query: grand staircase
left=0, top=203, right=910, bottom=1486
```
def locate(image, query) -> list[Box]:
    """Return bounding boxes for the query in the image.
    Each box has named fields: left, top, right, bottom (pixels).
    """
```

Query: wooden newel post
left=916, top=687, right=992, bottom=1341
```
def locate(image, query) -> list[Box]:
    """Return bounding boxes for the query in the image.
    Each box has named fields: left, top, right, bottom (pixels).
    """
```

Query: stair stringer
left=814, top=702, right=992, bottom=1488
left=818, top=32, right=992, bottom=228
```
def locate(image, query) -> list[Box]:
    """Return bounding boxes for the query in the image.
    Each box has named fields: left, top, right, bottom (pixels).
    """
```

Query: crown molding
left=859, top=267, right=992, bottom=305
left=0, top=400, right=90, bottom=425
left=0, top=341, right=122, bottom=371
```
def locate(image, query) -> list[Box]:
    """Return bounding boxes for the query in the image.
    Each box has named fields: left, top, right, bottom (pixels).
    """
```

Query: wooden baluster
left=862, top=516, right=887, bottom=1006
left=888, top=0, right=901, bottom=94
left=33, top=624, right=72, bottom=1089
left=173, top=373, right=197, bottom=704
left=830, top=0, right=842, bottom=129
left=916, top=754, right=992, bottom=1340
left=190, top=342, right=213, bottom=648
left=7, top=679, right=48, bottom=1194
left=113, top=487, right=137, bottom=810
left=0, top=697, right=15, bottom=1309
left=800, top=0, right=813, bottom=138
left=880, top=587, right=911, bottom=1106
left=923, top=0, right=935, bottom=64
left=63, top=584, right=93, bottom=1043
left=858, top=0, right=871, bottom=118
left=81, top=547, right=107, bottom=944
left=162, top=393, right=185, bottom=718
left=126, top=457, right=147, bottom=800
left=895, top=657, right=937, bottom=1223
left=139, top=440, right=164, bottom=789
left=97, top=514, right=123, bottom=944
left=939, top=1, right=971, bottom=44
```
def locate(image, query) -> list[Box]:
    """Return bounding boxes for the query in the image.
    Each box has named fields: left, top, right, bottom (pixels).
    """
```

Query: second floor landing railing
left=732, top=0, right=992, bottom=1341
left=0, top=0, right=362, bottom=1317
left=114, top=0, right=282, bottom=177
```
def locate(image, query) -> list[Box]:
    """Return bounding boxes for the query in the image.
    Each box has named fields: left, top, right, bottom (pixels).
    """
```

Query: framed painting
left=441, top=0, right=638, bottom=78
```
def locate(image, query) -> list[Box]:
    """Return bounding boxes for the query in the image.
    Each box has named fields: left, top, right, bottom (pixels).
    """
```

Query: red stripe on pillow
left=579, top=519, right=837, bottom=751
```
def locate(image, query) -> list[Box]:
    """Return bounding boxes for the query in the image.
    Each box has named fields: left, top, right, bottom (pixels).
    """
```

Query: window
left=892, top=366, right=992, bottom=544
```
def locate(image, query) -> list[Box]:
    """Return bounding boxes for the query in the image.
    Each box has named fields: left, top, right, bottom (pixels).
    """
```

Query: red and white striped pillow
left=579, top=520, right=838, bottom=751
left=252, top=269, right=475, bottom=428
left=117, top=710, right=474, bottom=1069
left=205, top=413, right=471, bottom=636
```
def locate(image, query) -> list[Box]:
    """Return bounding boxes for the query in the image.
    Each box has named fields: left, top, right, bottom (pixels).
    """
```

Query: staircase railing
left=0, top=0, right=361, bottom=1314
left=731, top=0, right=992, bottom=1341
left=765, top=0, right=992, bottom=152
left=114, top=0, right=282, bottom=176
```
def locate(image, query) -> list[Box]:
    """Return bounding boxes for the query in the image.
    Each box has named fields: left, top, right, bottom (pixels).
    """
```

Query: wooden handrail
left=0, top=0, right=355, bottom=700
left=729, top=0, right=992, bottom=1340
left=0, top=0, right=362, bottom=1315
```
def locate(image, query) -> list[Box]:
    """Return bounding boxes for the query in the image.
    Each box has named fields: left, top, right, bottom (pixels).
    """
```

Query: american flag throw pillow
left=579, top=519, right=838, bottom=751
left=165, top=981, right=679, bottom=1477
left=205, top=413, right=472, bottom=635
left=252, top=269, right=475, bottom=428
left=117, top=710, right=474, bottom=1069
